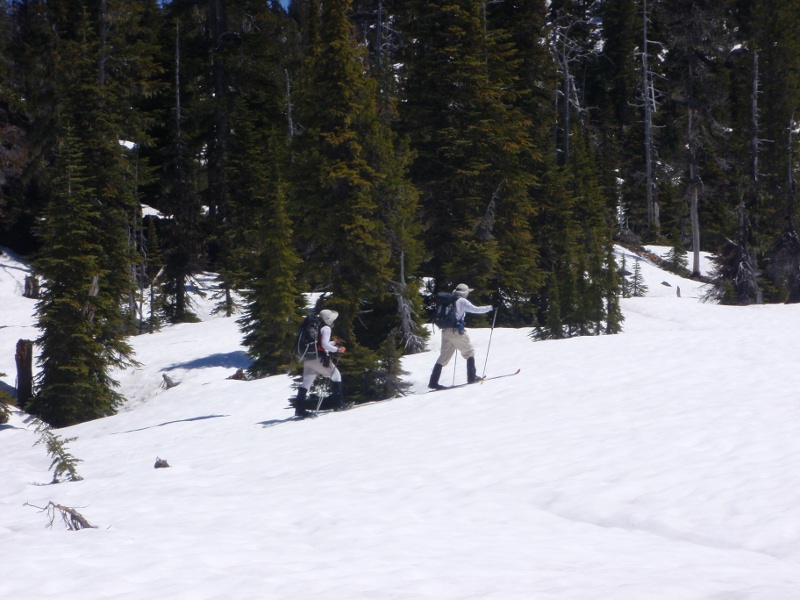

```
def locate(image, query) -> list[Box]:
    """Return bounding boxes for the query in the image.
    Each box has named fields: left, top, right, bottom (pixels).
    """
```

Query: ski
left=284, top=398, right=388, bottom=414
left=427, top=369, right=520, bottom=393
left=312, top=400, right=383, bottom=416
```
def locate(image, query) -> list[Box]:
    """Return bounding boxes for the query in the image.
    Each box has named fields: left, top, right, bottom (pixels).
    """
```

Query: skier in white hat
left=294, top=309, right=348, bottom=418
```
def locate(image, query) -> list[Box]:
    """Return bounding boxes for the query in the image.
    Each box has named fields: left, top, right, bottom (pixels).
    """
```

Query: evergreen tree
left=238, top=137, right=302, bottom=377
left=630, top=259, right=648, bottom=297
left=749, top=0, right=800, bottom=239
left=0, top=0, right=30, bottom=250
left=20, top=0, right=157, bottom=426
left=611, top=0, right=664, bottom=239
left=207, top=1, right=291, bottom=317
left=29, top=127, right=135, bottom=427
left=530, top=162, right=579, bottom=337
left=604, top=246, right=624, bottom=333
left=664, top=235, right=690, bottom=276
left=706, top=235, right=760, bottom=305
left=568, top=131, right=619, bottom=334
left=620, top=252, right=630, bottom=298
left=149, top=9, right=204, bottom=323
left=290, top=0, right=421, bottom=402
left=656, top=0, right=734, bottom=276
left=395, top=0, right=544, bottom=320
left=143, top=217, right=166, bottom=332
left=748, top=0, right=800, bottom=301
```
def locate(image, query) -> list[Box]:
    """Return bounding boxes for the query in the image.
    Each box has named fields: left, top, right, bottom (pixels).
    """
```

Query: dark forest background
left=1, top=0, right=798, bottom=426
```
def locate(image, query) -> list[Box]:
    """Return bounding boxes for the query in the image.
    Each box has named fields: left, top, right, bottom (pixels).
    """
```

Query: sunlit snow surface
left=3, top=245, right=800, bottom=599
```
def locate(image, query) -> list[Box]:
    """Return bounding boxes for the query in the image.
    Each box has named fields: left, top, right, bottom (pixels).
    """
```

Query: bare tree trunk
left=739, top=49, right=760, bottom=253
left=85, top=275, right=100, bottom=323
left=175, top=22, right=182, bottom=134
left=642, top=0, right=659, bottom=231
left=173, top=22, right=187, bottom=321
left=15, top=339, right=33, bottom=407
left=687, top=60, right=701, bottom=277
left=207, top=0, right=228, bottom=224
left=561, top=34, right=571, bottom=165
left=751, top=50, right=760, bottom=187
left=376, top=0, right=383, bottom=74
left=286, top=69, right=294, bottom=141
left=390, top=253, right=425, bottom=354
left=789, top=114, right=797, bottom=233
left=23, top=275, right=39, bottom=299
left=98, top=0, right=108, bottom=86
left=129, top=147, right=142, bottom=333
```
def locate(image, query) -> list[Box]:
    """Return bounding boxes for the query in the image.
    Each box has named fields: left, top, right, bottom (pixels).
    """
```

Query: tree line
left=0, top=0, right=797, bottom=426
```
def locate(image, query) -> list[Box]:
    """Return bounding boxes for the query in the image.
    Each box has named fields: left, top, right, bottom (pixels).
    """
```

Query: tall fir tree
left=147, top=7, right=205, bottom=322
left=656, top=0, right=734, bottom=275
left=747, top=0, right=800, bottom=301
left=630, top=258, right=648, bottom=297
left=290, top=0, right=421, bottom=401
left=21, top=0, right=158, bottom=425
left=29, top=127, right=135, bottom=427
left=395, top=0, right=544, bottom=321
left=237, top=130, right=302, bottom=376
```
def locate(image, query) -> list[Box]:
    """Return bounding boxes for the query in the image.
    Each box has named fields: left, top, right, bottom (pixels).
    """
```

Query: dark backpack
left=295, top=314, right=322, bottom=360
left=432, top=292, right=460, bottom=329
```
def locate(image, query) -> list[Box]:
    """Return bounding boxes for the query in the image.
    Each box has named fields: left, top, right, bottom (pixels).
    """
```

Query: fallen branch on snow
left=25, top=501, right=96, bottom=531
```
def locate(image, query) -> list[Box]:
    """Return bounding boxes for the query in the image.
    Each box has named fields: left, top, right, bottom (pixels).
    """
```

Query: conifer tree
left=568, top=131, right=619, bottom=333
left=395, top=0, right=543, bottom=319
left=664, top=236, right=690, bottom=276
left=0, top=0, right=27, bottom=234
left=707, top=236, right=760, bottom=305
left=530, top=162, right=578, bottom=337
left=149, top=10, right=204, bottom=323
left=630, top=259, right=648, bottom=297
left=656, top=0, right=732, bottom=276
left=238, top=134, right=303, bottom=377
left=747, top=0, right=800, bottom=300
left=533, top=270, right=563, bottom=340
left=20, top=0, right=158, bottom=425
left=620, top=252, right=630, bottom=298
left=290, top=0, right=421, bottom=401
left=5, top=0, right=143, bottom=421
left=749, top=0, right=800, bottom=238
left=604, top=246, right=624, bottom=333
left=143, top=217, right=166, bottom=332
left=29, top=127, right=134, bottom=427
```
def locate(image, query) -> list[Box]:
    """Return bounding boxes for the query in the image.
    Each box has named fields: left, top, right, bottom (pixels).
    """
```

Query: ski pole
left=482, top=307, right=499, bottom=377
left=452, top=353, right=458, bottom=386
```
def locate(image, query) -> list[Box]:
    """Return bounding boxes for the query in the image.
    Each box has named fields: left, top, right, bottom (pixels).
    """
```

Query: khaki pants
left=436, top=327, right=476, bottom=366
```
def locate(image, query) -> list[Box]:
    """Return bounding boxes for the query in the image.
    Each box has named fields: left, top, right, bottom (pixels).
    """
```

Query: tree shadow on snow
left=113, top=414, right=229, bottom=435
left=162, top=351, right=250, bottom=372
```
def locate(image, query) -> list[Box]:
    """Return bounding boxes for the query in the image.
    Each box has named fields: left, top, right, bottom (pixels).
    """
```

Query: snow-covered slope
left=3, top=246, right=800, bottom=600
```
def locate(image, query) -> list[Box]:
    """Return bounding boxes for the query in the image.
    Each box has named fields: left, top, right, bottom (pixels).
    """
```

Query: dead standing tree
left=15, top=339, right=34, bottom=407
left=389, top=252, right=426, bottom=355
left=549, top=11, right=598, bottom=166
left=641, top=0, right=660, bottom=232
